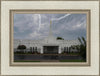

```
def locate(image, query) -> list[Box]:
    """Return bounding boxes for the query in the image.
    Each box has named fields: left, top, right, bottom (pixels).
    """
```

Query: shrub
left=17, top=45, right=26, bottom=50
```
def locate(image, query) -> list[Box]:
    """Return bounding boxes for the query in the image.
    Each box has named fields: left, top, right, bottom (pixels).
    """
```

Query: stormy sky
left=14, top=14, right=86, bottom=40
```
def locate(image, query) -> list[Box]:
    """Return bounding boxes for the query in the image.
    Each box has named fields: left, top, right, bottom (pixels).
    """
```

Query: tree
left=72, top=37, right=86, bottom=60
left=57, top=37, right=64, bottom=40
left=79, top=37, right=86, bottom=60
left=17, top=45, right=26, bottom=50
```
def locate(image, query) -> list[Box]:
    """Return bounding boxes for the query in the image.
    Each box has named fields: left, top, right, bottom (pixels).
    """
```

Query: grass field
left=60, top=59, right=85, bottom=62
left=14, top=59, right=85, bottom=62
left=14, top=60, right=40, bottom=62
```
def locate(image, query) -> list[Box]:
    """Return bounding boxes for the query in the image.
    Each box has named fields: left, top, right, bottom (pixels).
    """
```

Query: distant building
left=14, top=21, right=80, bottom=54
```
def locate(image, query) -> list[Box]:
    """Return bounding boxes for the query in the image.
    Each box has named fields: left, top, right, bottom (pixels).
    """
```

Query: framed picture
left=0, top=0, right=100, bottom=76
left=10, top=10, right=90, bottom=66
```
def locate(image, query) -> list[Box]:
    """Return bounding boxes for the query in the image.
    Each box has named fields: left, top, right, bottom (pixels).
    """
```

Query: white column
left=40, top=46, right=43, bottom=54
left=58, top=46, right=61, bottom=54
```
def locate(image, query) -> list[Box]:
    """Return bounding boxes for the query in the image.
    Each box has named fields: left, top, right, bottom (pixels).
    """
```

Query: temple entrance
left=43, top=46, right=58, bottom=54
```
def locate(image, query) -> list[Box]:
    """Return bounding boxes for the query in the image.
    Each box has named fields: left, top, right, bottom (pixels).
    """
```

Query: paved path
left=14, top=54, right=82, bottom=61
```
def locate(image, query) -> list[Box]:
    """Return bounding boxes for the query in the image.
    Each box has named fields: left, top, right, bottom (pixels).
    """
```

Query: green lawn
left=14, top=59, right=85, bottom=62
left=60, top=59, right=85, bottom=62
left=14, top=60, right=40, bottom=62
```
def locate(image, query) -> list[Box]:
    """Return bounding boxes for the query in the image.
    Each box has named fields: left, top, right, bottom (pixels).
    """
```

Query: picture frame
left=0, top=0, right=99, bottom=76
left=10, top=9, right=90, bottom=66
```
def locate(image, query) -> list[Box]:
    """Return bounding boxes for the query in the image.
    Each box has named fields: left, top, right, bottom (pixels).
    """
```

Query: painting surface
left=14, top=13, right=86, bottom=62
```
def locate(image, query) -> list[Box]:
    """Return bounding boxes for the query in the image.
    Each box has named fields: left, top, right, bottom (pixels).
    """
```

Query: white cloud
left=14, top=14, right=86, bottom=40
left=29, top=31, right=47, bottom=39
left=29, top=31, right=41, bottom=39
left=72, top=21, right=86, bottom=30
left=32, top=14, right=39, bottom=25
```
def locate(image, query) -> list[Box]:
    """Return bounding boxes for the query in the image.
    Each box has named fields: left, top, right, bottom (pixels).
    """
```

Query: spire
left=49, top=20, right=52, bottom=36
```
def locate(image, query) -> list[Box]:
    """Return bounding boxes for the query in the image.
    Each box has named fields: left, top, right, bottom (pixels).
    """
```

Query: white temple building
left=14, top=21, right=80, bottom=54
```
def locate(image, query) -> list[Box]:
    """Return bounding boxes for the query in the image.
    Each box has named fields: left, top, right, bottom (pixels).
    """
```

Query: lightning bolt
left=38, top=14, right=41, bottom=31
left=51, top=14, right=71, bottom=21
left=37, top=14, right=71, bottom=31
